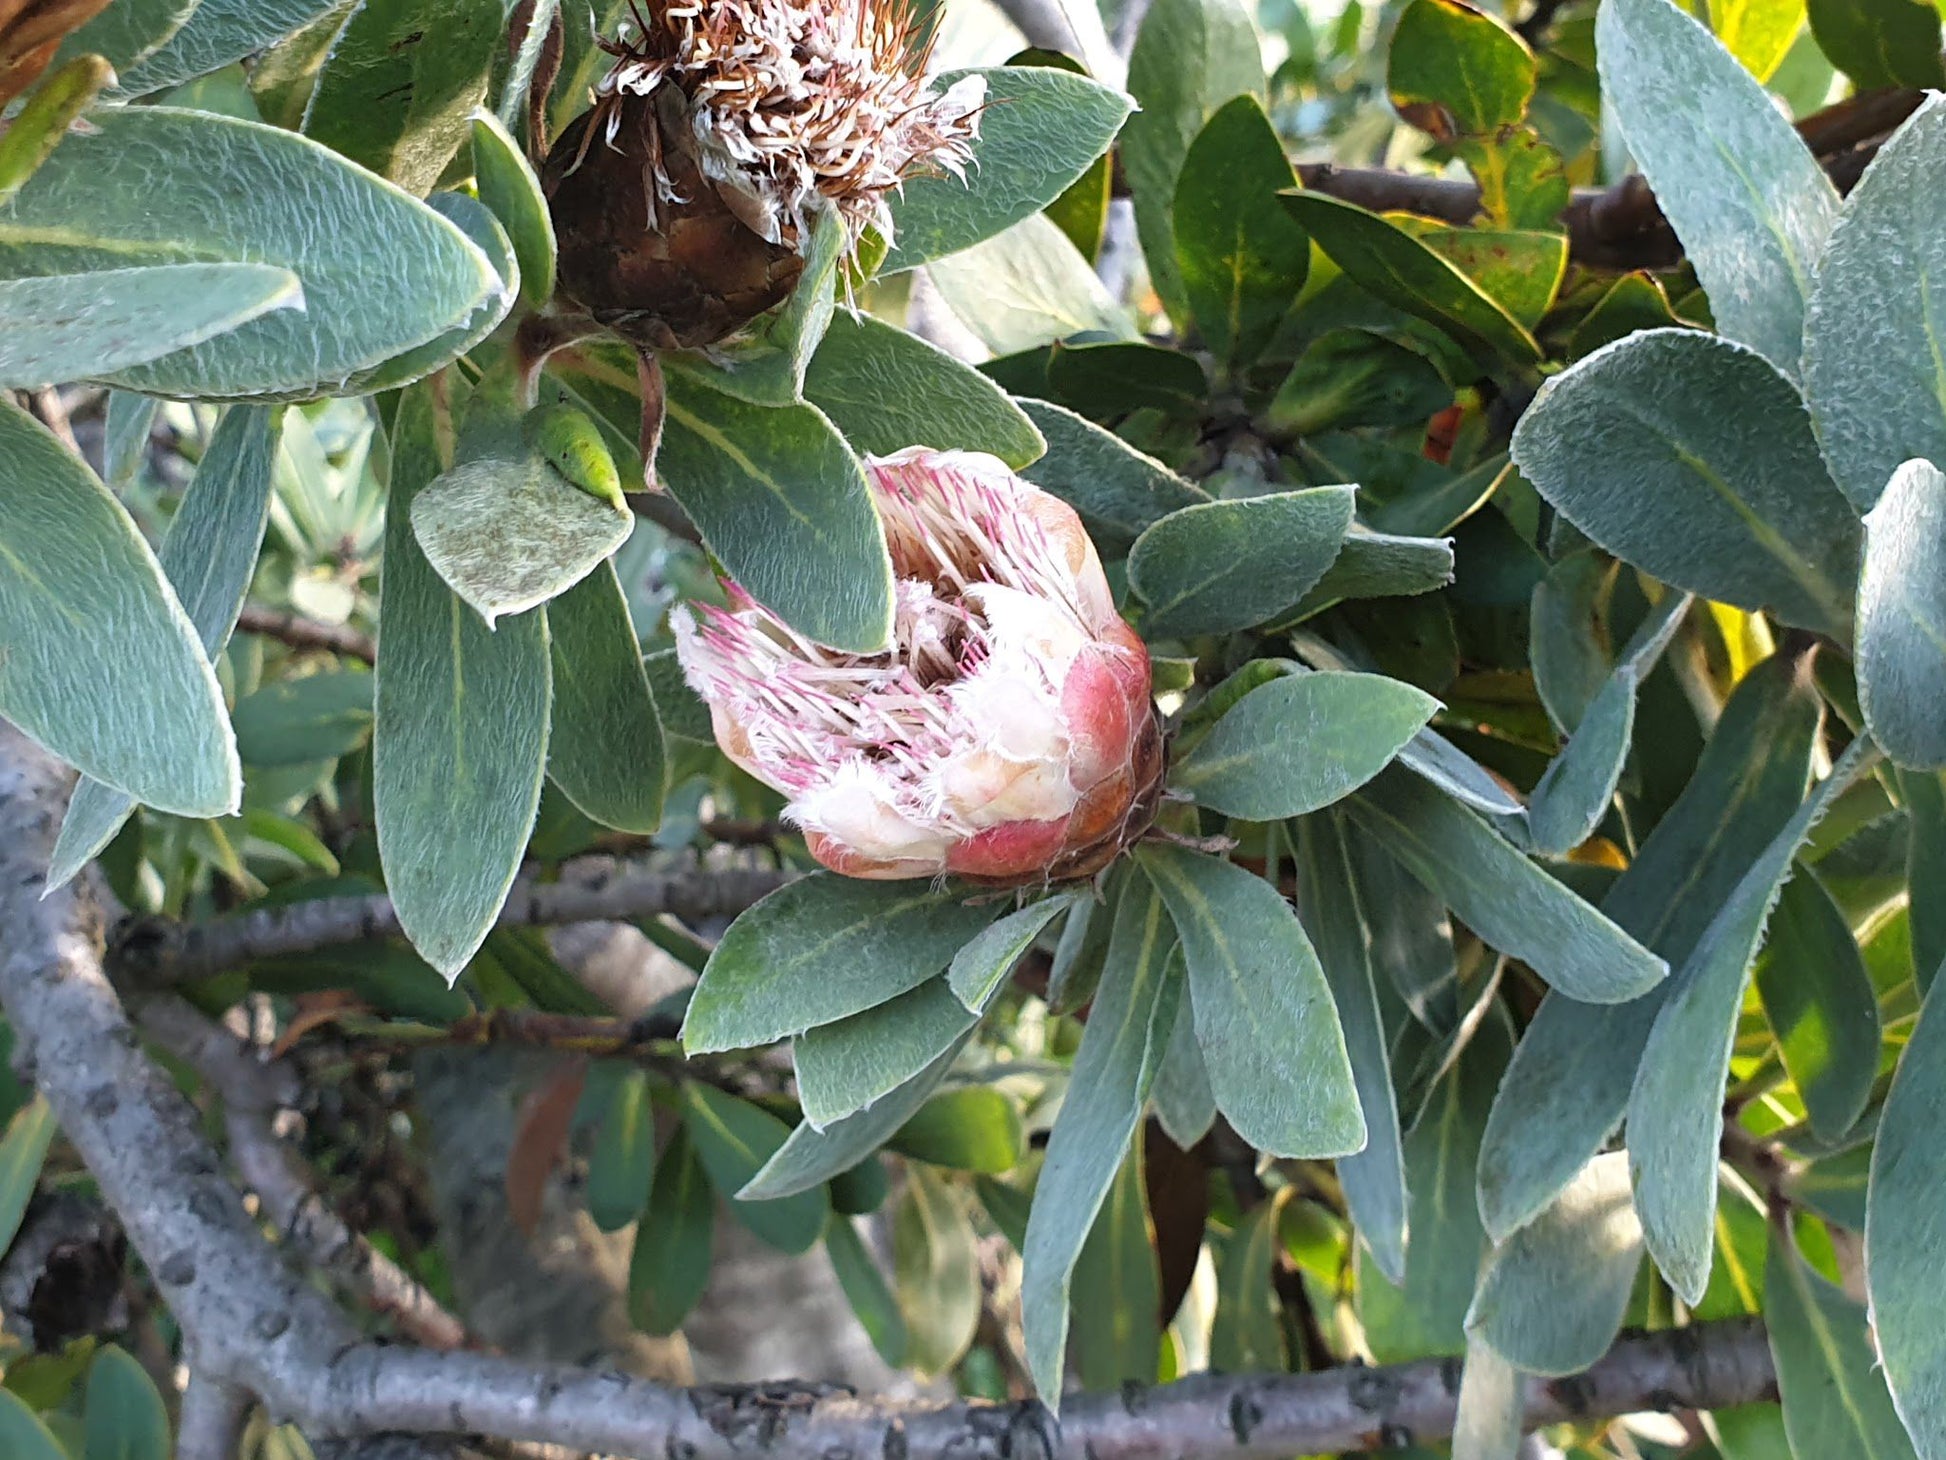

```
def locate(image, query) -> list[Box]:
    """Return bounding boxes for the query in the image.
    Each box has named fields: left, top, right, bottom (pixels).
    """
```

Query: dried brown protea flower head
left=0, top=0, right=115, bottom=110
left=543, top=0, right=984, bottom=351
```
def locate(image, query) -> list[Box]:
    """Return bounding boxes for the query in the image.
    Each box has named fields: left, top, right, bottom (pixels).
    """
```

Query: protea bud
left=674, top=449, right=1163, bottom=885
left=543, top=0, right=983, bottom=351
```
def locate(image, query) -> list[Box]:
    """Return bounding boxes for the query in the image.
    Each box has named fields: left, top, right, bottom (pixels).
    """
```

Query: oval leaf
left=1016, top=397, right=1209, bottom=551
left=83, top=1345, right=171, bottom=1460
left=111, top=0, right=347, bottom=96
left=1129, top=486, right=1354, bottom=637
left=793, top=979, right=980, bottom=1129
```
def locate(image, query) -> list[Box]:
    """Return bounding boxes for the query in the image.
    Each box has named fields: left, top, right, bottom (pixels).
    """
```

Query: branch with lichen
left=0, top=723, right=1782, bottom=1459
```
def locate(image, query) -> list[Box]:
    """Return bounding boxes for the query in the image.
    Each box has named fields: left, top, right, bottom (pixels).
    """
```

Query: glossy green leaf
left=1295, top=816, right=1409, bottom=1282
left=793, top=979, right=981, bottom=1128
left=588, top=1070, right=657, bottom=1232
left=1857, top=460, right=1946, bottom=770
left=0, top=1096, right=56, bottom=1255
left=1770, top=1222, right=1919, bottom=1460
left=1597, top=0, right=1837, bottom=373
left=1174, top=672, right=1438, bottom=819
left=894, top=1166, right=983, bottom=1374
left=1140, top=844, right=1363, bottom=1157
left=1124, top=0, right=1265, bottom=327
left=881, top=65, right=1132, bottom=272
left=659, top=370, right=892, bottom=654
left=1015, top=398, right=1208, bottom=551
left=1712, top=0, right=1809, bottom=79
left=628, top=1127, right=715, bottom=1334
left=1420, top=228, right=1567, bottom=331
left=230, top=670, right=371, bottom=768
left=304, top=0, right=502, bottom=195
left=1804, top=97, right=1946, bottom=513
left=890, top=1088, right=1023, bottom=1174
left=1172, top=94, right=1307, bottom=370
left=824, top=1213, right=908, bottom=1368
left=112, top=0, right=346, bottom=96
left=1477, top=651, right=1822, bottom=1239
left=1349, top=766, right=1667, bottom=1004
left=1069, top=1144, right=1160, bottom=1388
left=684, top=876, right=997, bottom=1053
left=1467, top=1153, right=1643, bottom=1375
left=373, top=385, right=551, bottom=979
left=1755, top=873, right=1881, bottom=1141
left=0, top=264, right=302, bottom=390
left=947, top=895, right=1079, bottom=1012
left=682, top=1082, right=828, bottom=1254
left=1867, top=960, right=1946, bottom=1460
left=0, top=1390, right=66, bottom=1460
left=1266, top=329, right=1453, bottom=439
left=804, top=312, right=1044, bottom=468
left=1629, top=737, right=1878, bottom=1304
left=0, top=398, right=237, bottom=817
left=1128, top=486, right=1354, bottom=637
left=1511, top=330, right=1860, bottom=635
left=1387, top=0, right=1535, bottom=135
left=1526, top=590, right=1689, bottom=856
left=0, top=108, right=505, bottom=400
left=543, top=561, right=664, bottom=832
left=83, top=1346, right=170, bottom=1460
left=1279, top=192, right=1542, bottom=367
left=49, top=404, right=280, bottom=887
left=1021, top=878, right=1180, bottom=1401
left=1807, top=0, right=1944, bottom=86
left=471, top=108, right=556, bottom=308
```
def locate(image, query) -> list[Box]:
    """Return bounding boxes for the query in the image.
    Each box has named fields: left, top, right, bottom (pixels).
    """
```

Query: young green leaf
left=1710, top=0, right=1810, bottom=81
left=1597, top=0, right=1837, bottom=374
left=1021, top=877, right=1181, bottom=1401
left=683, top=876, right=997, bottom=1053
left=880, top=66, right=1133, bottom=273
left=1173, top=671, right=1438, bottom=820
left=471, top=109, right=557, bottom=308
left=893, top=1166, right=983, bottom=1375
left=1857, top=460, right=1946, bottom=770
left=629, top=1128, right=715, bottom=1334
left=373, top=384, right=551, bottom=979
left=1140, top=844, right=1364, bottom=1157
left=659, top=371, right=893, bottom=654
left=888, top=1088, right=1023, bottom=1174
left=1128, top=486, right=1355, bottom=637
left=544, top=561, right=666, bottom=833
left=682, top=1082, right=829, bottom=1254
left=0, top=1097, right=56, bottom=1256
left=49, top=404, right=281, bottom=887
left=83, top=1345, right=171, bottom=1460
left=1512, top=330, right=1860, bottom=636
left=1804, top=97, right=1946, bottom=512
left=1754, top=873, right=1881, bottom=1142
left=0, top=398, right=238, bottom=818
left=1172, top=94, right=1307, bottom=371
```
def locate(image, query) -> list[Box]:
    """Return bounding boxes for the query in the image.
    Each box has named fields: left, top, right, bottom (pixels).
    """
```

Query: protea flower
left=674, top=449, right=1163, bottom=885
left=543, top=0, right=984, bottom=351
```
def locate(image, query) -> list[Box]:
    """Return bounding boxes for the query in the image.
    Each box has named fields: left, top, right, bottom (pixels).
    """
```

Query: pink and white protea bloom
left=673, top=448, right=1162, bottom=884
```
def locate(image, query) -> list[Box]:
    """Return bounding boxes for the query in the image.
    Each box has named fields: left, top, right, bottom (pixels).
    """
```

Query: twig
left=0, top=724, right=1786, bottom=1456
left=235, top=606, right=378, bottom=664
left=1513, top=0, right=1569, bottom=44
left=177, top=1376, right=252, bottom=1460
left=113, top=861, right=796, bottom=984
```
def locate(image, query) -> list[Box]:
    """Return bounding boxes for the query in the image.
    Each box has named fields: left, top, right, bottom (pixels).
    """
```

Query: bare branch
left=234, top=606, right=378, bottom=664
left=114, top=861, right=796, bottom=984
left=177, top=1376, right=251, bottom=1460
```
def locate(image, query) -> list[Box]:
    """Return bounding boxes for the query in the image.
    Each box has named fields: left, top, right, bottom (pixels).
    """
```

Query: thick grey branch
left=177, top=1376, right=251, bottom=1460
left=0, top=726, right=1779, bottom=1457
left=116, top=862, right=796, bottom=984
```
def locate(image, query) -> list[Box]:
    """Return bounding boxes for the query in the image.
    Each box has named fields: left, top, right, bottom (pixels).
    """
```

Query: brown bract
left=0, top=0, right=113, bottom=109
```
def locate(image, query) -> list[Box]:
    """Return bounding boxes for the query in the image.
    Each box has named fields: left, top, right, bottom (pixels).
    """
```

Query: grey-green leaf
left=660, top=371, right=893, bottom=654
left=681, top=1082, right=829, bottom=1254
left=1867, top=958, right=1946, bottom=1460
left=111, top=0, right=347, bottom=97
left=805, top=312, right=1045, bottom=468
left=544, top=561, right=665, bottom=834
left=0, top=398, right=237, bottom=818
left=1348, top=766, right=1666, bottom=1005
left=1016, top=398, right=1209, bottom=552
left=1173, top=672, right=1438, bottom=820
left=1140, top=844, right=1364, bottom=1157
left=1627, top=737, right=1878, bottom=1304
left=83, top=1344, right=171, bottom=1460
left=1129, top=487, right=1354, bottom=637
left=0, top=108, right=505, bottom=401
left=0, top=264, right=303, bottom=390
left=1021, top=877, right=1180, bottom=1402
left=683, top=876, right=998, bottom=1053
left=1467, top=1152, right=1642, bottom=1375
left=1754, top=872, right=1882, bottom=1142
left=793, top=979, right=981, bottom=1129
left=947, top=895, right=1079, bottom=1012
left=1511, top=329, right=1860, bottom=636
left=881, top=66, right=1133, bottom=273
left=1803, top=96, right=1946, bottom=511
left=1596, top=0, right=1837, bottom=374
left=373, top=385, right=552, bottom=978
left=48, top=404, right=280, bottom=887
left=1858, top=460, right=1946, bottom=771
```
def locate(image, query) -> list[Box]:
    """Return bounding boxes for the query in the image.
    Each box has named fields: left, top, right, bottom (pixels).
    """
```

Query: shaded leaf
left=1069, top=1143, right=1162, bottom=1388
left=682, top=1082, right=828, bottom=1254
left=0, top=1097, right=56, bottom=1255
left=111, top=0, right=346, bottom=96
left=1858, top=459, right=1946, bottom=770
left=824, top=1214, right=908, bottom=1368
left=587, top=1070, right=656, bottom=1232
left=1806, top=0, right=1944, bottom=87
left=545, top=560, right=665, bottom=833
left=82, top=1346, right=170, bottom=1460
left=1016, top=398, right=1208, bottom=552
left=894, top=1167, right=982, bottom=1375
left=1755, top=873, right=1881, bottom=1141
left=628, top=1128, right=714, bottom=1334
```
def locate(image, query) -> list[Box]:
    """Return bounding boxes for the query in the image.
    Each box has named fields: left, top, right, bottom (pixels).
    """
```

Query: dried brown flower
left=0, top=0, right=114, bottom=110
